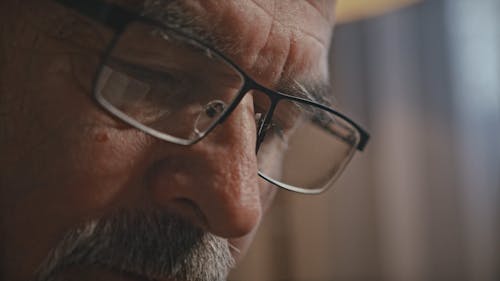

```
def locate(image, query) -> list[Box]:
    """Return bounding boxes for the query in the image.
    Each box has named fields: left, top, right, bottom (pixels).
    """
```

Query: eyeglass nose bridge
left=211, top=79, right=284, bottom=153
left=254, top=96, right=280, bottom=153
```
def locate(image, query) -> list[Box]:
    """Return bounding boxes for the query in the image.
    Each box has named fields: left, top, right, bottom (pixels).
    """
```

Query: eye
left=98, top=60, right=190, bottom=124
left=106, top=58, right=185, bottom=97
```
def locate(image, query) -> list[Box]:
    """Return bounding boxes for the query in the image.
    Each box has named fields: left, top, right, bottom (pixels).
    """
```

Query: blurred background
left=229, top=0, right=500, bottom=280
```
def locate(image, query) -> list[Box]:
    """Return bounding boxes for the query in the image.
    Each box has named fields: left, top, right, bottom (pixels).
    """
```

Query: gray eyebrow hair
left=280, top=79, right=336, bottom=106
left=141, top=0, right=235, bottom=54
left=142, top=0, right=200, bottom=35
left=141, top=1, right=335, bottom=107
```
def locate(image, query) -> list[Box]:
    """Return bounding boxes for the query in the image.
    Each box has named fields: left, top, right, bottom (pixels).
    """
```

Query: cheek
left=1, top=126, right=153, bottom=278
left=4, top=124, right=152, bottom=220
left=3, top=49, right=151, bottom=210
left=55, top=128, right=151, bottom=210
left=0, top=50, right=160, bottom=275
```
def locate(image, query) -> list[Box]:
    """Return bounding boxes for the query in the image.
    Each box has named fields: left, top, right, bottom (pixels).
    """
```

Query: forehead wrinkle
left=139, top=0, right=333, bottom=102
left=304, top=0, right=337, bottom=23
left=143, top=0, right=331, bottom=59
left=245, top=0, right=332, bottom=92
left=249, top=0, right=329, bottom=47
left=142, top=0, right=233, bottom=54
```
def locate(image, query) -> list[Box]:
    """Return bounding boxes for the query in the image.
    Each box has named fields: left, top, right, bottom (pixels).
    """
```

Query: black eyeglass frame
left=54, top=0, right=370, bottom=193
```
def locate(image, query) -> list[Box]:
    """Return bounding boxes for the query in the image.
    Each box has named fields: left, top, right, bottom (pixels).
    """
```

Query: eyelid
left=98, top=65, right=152, bottom=103
left=106, top=57, right=180, bottom=82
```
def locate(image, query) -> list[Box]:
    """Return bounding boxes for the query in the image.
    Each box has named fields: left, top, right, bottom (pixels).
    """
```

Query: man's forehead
left=106, top=0, right=335, bottom=102
left=106, top=0, right=336, bottom=17
left=80, top=0, right=336, bottom=56
left=104, top=0, right=336, bottom=32
left=142, top=1, right=333, bottom=69
left=37, top=0, right=334, bottom=102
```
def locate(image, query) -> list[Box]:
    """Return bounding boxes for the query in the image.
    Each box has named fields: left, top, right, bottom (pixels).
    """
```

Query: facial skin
left=0, top=0, right=336, bottom=280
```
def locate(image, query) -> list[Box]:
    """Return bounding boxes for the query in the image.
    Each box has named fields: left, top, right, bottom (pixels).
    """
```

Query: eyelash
left=107, top=59, right=290, bottom=143
left=109, top=59, right=177, bottom=83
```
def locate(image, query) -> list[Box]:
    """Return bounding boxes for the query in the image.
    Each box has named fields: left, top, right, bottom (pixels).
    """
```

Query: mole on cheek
left=94, top=132, right=109, bottom=143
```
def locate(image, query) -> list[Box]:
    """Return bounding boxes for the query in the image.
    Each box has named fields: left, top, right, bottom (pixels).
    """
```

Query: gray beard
left=33, top=209, right=235, bottom=281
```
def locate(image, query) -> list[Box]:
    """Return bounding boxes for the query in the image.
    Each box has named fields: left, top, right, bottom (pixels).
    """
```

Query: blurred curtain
left=229, top=1, right=500, bottom=280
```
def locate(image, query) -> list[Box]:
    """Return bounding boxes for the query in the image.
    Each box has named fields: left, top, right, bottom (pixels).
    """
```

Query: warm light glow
left=336, top=0, right=421, bottom=23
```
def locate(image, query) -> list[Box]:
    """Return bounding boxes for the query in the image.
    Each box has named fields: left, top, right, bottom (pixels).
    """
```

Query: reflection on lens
left=193, top=100, right=227, bottom=136
left=257, top=100, right=360, bottom=193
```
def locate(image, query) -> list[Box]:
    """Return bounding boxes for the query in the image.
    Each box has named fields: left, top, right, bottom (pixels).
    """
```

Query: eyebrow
left=277, top=79, right=336, bottom=107
left=140, top=0, right=233, bottom=56
left=141, top=0, right=203, bottom=35
left=56, top=0, right=335, bottom=105
left=56, top=0, right=230, bottom=56
left=142, top=1, right=336, bottom=105
left=52, top=1, right=188, bottom=36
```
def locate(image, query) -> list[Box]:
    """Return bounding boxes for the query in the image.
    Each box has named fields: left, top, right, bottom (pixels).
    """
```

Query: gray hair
left=142, top=0, right=240, bottom=56
left=34, top=209, right=234, bottom=281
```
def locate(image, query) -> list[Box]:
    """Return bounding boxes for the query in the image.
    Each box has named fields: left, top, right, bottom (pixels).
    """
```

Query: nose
left=146, top=95, right=262, bottom=238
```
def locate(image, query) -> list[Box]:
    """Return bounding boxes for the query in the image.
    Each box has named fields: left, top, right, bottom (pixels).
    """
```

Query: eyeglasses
left=55, top=0, right=370, bottom=194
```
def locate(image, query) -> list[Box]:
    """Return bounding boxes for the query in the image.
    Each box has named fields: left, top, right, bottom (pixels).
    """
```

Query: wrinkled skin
left=0, top=0, right=336, bottom=280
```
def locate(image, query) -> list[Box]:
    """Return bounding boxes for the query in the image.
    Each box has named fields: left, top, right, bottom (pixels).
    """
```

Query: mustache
left=33, top=209, right=235, bottom=281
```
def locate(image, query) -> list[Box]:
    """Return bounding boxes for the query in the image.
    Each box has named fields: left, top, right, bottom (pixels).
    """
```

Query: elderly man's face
left=0, top=0, right=336, bottom=280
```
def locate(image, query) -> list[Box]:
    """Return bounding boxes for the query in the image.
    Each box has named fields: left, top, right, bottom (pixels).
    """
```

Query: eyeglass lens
left=96, top=22, right=245, bottom=143
left=254, top=94, right=360, bottom=193
left=94, top=21, right=360, bottom=193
